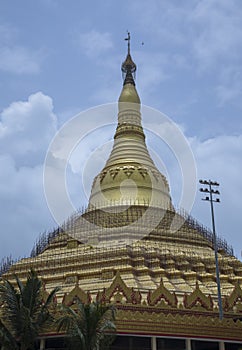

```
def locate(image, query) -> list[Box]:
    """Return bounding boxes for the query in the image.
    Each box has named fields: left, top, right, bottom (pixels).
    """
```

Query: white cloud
left=0, top=155, right=54, bottom=258
left=128, top=1, right=189, bottom=47
left=0, top=46, right=41, bottom=74
left=216, top=83, right=242, bottom=107
left=129, top=0, right=242, bottom=72
left=215, top=66, right=242, bottom=107
left=0, top=92, right=57, bottom=166
left=0, top=23, right=42, bottom=74
left=191, top=0, right=242, bottom=69
left=0, top=93, right=58, bottom=258
left=138, top=52, right=169, bottom=95
left=191, top=133, right=242, bottom=258
left=78, top=30, right=113, bottom=58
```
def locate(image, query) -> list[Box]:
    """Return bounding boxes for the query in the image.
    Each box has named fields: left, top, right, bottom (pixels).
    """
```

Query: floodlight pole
left=199, top=179, right=223, bottom=320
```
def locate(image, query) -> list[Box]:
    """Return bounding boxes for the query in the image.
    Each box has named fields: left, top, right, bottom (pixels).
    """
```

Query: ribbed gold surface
left=89, top=85, right=172, bottom=210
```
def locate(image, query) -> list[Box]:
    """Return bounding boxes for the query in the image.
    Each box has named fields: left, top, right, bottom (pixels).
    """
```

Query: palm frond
left=56, top=300, right=116, bottom=350
left=43, top=286, right=60, bottom=309
left=22, top=270, right=41, bottom=314
left=0, top=270, right=59, bottom=349
left=0, top=319, right=18, bottom=349
left=56, top=304, right=77, bottom=332
left=0, top=279, right=22, bottom=336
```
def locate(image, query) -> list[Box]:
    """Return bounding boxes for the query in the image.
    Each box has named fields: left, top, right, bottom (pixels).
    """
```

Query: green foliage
left=57, top=300, right=116, bottom=350
left=0, top=270, right=59, bottom=350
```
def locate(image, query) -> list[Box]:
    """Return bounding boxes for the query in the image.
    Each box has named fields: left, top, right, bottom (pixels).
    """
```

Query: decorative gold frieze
left=62, top=284, right=91, bottom=306
left=123, top=166, right=135, bottom=178
left=99, top=170, right=107, bottom=183
left=97, top=271, right=141, bottom=304
left=115, top=309, right=242, bottom=340
left=109, top=167, right=120, bottom=180
left=147, top=278, right=177, bottom=307
left=183, top=281, right=213, bottom=310
left=224, top=282, right=242, bottom=312
left=138, top=166, right=148, bottom=178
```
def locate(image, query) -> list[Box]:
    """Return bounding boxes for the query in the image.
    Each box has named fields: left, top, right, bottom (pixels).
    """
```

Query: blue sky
left=0, top=0, right=242, bottom=259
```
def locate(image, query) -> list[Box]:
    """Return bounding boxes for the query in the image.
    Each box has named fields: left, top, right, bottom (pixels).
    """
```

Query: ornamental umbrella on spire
left=121, top=32, right=137, bottom=85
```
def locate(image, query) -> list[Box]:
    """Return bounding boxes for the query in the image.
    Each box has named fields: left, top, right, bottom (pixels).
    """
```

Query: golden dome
left=88, top=48, right=172, bottom=211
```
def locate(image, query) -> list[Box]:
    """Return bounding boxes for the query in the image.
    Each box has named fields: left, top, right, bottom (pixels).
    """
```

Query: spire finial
left=125, top=31, right=131, bottom=55
left=122, top=31, right=136, bottom=85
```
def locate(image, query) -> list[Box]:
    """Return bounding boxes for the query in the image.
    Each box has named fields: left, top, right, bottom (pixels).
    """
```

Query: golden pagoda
left=2, top=35, right=242, bottom=350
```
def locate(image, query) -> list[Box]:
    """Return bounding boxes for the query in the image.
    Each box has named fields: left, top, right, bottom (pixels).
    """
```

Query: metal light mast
left=199, top=179, right=223, bottom=320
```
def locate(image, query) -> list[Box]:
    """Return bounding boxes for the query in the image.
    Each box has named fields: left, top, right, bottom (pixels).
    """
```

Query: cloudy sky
left=1, top=0, right=242, bottom=260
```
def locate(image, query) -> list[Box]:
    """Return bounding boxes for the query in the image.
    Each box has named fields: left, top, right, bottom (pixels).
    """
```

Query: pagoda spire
left=119, top=32, right=140, bottom=105
left=87, top=37, right=172, bottom=211
left=121, top=32, right=136, bottom=86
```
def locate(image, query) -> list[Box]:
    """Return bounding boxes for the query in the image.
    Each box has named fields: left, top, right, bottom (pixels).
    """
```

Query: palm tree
left=0, top=269, right=59, bottom=350
left=57, top=300, right=116, bottom=350
left=0, top=319, right=18, bottom=350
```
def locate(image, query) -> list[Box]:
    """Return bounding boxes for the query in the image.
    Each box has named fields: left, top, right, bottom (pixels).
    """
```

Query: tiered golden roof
left=2, top=38, right=242, bottom=342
